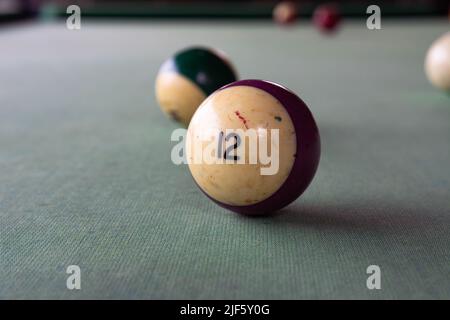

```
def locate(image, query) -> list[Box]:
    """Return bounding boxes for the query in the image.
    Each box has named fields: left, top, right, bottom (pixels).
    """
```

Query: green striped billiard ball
left=155, top=47, right=238, bottom=127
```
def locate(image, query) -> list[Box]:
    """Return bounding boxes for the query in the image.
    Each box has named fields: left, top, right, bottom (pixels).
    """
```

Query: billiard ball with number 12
left=186, top=80, right=320, bottom=215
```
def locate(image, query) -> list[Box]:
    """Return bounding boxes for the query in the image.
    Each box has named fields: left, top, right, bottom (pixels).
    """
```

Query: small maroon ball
left=313, top=3, right=341, bottom=33
left=273, top=1, right=299, bottom=26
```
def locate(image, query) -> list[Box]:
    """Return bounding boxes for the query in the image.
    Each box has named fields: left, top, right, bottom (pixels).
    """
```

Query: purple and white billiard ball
left=186, top=79, right=321, bottom=215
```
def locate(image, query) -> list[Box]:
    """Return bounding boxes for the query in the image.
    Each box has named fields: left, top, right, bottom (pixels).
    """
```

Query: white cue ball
left=425, top=32, right=450, bottom=91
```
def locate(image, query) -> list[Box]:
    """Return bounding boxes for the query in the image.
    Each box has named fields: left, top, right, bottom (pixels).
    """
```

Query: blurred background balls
left=313, top=3, right=341, bottom=34
left=273, top=1, right=299, bottom=26
left=425, top=32, right=450, bottom=91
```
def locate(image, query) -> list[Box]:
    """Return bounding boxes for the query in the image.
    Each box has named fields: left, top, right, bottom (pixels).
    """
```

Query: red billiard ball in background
left=273, top=1, right=299, bottom=26
left=313, top=3, right=341, bottom=34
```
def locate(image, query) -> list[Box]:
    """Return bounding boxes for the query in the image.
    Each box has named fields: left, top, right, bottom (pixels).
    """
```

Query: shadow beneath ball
left=265, top=200, right=449, bottom=235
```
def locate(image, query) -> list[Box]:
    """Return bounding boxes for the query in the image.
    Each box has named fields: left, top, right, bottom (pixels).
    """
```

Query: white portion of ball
left=425, top=32, right=450, bottom=91
left=155, top=72, right=206, bottom=127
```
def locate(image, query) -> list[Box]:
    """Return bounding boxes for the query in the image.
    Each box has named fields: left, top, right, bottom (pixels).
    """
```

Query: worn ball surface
left=186, top=80, right=321, bottom=215
left=155, top=47, right=237, bottom=126
left=425, top=32, right=450, bottom=91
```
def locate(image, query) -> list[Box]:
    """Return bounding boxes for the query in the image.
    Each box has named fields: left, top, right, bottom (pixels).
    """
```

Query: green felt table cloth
left=1, top=20, right=449, bottom=299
